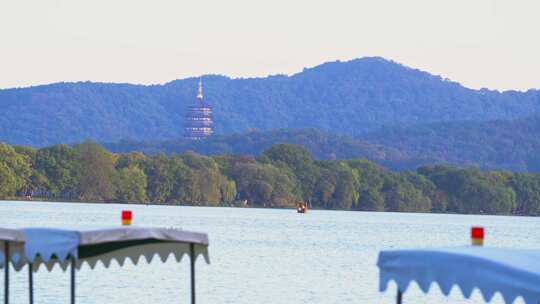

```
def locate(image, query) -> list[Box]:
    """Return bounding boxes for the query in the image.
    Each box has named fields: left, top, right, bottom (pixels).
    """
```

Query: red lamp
left=471, top=226, right=484, bottom=246
left=122, top=210, right=132, bottom=226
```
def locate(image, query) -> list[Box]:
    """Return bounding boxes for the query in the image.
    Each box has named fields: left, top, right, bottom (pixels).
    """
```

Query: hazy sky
left=1, top=0, right=539, bottom=90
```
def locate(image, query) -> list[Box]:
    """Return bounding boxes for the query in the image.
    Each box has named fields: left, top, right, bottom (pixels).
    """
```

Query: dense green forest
left=1, top=57, right=539, bottom=146
left=1, top=142, right=539, bottom=216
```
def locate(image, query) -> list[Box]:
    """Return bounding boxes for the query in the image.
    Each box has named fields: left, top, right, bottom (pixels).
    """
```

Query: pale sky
left=1, top=0, right=539, bottom=91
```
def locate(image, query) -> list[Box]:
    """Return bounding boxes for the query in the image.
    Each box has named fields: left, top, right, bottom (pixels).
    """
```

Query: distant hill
left=363, top=116, right=540, bottom=172
left=1, top=57, right=540, bottom=147
left=105, top=117, right=540, bottom=172
left=104, top=128, right=410, bottom=165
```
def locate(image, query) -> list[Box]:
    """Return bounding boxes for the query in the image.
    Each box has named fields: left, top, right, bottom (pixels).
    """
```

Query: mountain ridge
left=1, top=57, right=539, bottom=147
left=3, top=57, right=537, bottom=93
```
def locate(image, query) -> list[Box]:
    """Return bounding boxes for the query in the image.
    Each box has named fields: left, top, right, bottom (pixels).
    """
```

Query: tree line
left=363, top=116, right=540, bottom=172
left=106, top=116, right=540, bottom=173
left=1, top=141, right=539, bottom=216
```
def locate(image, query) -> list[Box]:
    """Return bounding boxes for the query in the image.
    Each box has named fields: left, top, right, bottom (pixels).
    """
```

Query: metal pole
left=396, top=290, right=403, bottom=304
left=190, top=244, right=195, bottom=304
left=28, top=264, right=33, bottom=304
left=70, top=256, right=76, bottom=304
left=4, top=242, right=9, bottom=304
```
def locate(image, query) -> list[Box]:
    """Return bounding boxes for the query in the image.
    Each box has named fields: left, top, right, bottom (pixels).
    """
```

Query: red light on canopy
left=471, top=226, right=484, bottom=246
left=471, top=227, right=484, bottom=238
left=122, top=210, right=132, bottom=226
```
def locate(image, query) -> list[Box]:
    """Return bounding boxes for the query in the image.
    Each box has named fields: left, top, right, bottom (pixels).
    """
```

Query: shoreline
left=1, top=198, right=535, bottom=218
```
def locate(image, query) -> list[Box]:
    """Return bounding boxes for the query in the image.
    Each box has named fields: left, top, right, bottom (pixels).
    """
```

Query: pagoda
left=184, top=79, right=214, bottom=139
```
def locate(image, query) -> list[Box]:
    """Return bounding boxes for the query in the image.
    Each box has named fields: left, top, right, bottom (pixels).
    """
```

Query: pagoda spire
left=197, top=78, right=203, bottom=100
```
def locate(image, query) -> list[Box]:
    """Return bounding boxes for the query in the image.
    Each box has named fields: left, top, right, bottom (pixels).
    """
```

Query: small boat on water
left=296, top=201, right=308, bottom=213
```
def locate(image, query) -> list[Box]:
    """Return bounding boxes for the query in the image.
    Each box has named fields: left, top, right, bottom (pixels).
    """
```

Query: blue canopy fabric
left=378, top=247, right=540, bottom=304
left=23, top=228, right=80, bottom=263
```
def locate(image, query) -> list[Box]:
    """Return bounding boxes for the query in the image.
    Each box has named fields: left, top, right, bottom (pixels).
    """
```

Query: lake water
left=0, top=201, right=538, bottom=304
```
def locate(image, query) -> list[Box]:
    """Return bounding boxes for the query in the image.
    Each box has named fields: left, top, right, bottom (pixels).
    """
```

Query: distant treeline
left=363, top=116, right=540, bottom=172
left=105, top=118, right=540, bottom=173
left=104, top=129, right=398, bottom=167
left=1, top=141, right=539, bottom=216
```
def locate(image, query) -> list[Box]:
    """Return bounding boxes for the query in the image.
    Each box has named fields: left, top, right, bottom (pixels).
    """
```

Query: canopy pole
left=396, top=290, right=402, bottom=304
left=28, top=264, right=33, bottom=304
left=190, top=244, right=195, bottom=304
left=70, top=256, right=76, bottom=304
left=4, top=242, right=9, bottom=304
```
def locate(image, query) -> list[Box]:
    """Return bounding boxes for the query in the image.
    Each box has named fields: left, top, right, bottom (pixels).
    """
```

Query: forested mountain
left=1, top=57, right=540, bottom=147
left=105, top=117, right=540, bottom=172
left=104, top=128, right=405, bottom=164
left=363, top=116, right=540, bottom=171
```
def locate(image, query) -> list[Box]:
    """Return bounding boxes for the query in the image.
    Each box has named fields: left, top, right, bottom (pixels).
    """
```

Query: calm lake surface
left=0, top=201, right=538, bottom=304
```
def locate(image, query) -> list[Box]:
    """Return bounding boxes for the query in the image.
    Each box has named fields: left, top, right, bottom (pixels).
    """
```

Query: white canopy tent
left=0, top=227, right=209, bottom=304
left=378, top=247, right=540, bottom=304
